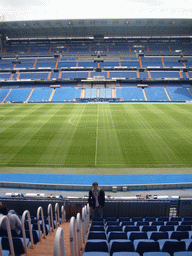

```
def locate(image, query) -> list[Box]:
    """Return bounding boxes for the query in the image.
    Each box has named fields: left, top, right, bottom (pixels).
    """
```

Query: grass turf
left=0, top=103, right=192, bottom=170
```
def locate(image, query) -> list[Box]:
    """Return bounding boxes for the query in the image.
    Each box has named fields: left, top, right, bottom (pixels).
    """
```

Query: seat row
left=82, top=217, right=192, bottom=256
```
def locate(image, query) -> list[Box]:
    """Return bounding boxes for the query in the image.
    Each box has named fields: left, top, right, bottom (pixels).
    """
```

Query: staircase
left=22, top=222, right=72, bottom=256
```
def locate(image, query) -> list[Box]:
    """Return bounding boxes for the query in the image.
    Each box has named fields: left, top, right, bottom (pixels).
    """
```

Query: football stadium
left=0, top=1, right=192, bottom=255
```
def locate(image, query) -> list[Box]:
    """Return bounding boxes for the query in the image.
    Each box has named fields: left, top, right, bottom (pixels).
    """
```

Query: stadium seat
left=134, top=240, right=160, bottom=256
left=143, top=253, right=171, bottom=256
left=108, top=231, right=128, bottom=242
left=83, top=252, right=110, bottom=256
left=128, top=231, right=148, bottom=241
left=173, top=252, right=192, bottom=256
left=112, top=253, right=140, bottom=256
left=123, top=226, right=140, bottom=232
left=148, top=231, right=169, bottom=241
left=109, top=239, right=134, bottom=256
left=88, top=231, right=107, bottom=240
left=160, top=240, right=186, bottom=256
left=84, top=239, right=109, bottom=253
left=106, top=226, right=122, bottom=233
left=170, top=231, right=189, bottom=241
left=2, top=237, right=29, bottom=256
left=141, top=225, right=157, bottom=232
left=90, top=226, right=105, bottom=232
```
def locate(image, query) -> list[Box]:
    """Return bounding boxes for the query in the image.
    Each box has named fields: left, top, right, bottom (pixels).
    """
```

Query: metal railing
left=21, top=210, right=34, bottom=253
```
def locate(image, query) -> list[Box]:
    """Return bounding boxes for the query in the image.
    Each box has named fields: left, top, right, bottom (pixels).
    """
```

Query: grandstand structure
left=0, top=18, right=192, bottom=255
left=0, top=19, right=192, bottom=103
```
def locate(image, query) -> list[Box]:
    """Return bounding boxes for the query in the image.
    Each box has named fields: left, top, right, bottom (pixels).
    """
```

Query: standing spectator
left=88, top=182, right=105, bottom=219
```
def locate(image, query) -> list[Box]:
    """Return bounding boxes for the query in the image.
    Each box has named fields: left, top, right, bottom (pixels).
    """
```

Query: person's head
left=0, top=204, right=9, bottom=215
left=92, top=182, right=98, bottom=191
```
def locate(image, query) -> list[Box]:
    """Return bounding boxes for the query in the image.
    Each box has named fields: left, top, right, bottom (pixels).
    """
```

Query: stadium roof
left=1, top=19, right=192, bottom=39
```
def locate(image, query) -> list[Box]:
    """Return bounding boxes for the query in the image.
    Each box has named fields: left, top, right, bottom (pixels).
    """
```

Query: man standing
left=88, top=182, right=105, bottom=219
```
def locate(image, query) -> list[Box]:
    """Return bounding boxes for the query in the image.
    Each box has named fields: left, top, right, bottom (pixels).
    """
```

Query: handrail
left=55, top=203, right=60, bottom=228
left=81, top=206, right=86, bottom=243
left=47, top=204, right=54, bottom=233
left=61, top=205, right=66, bottom=223
left=53, top=227, right=65, bottom=256
left=37, top=206, right=46, bottom=240
left=69, top=216, right=77, bottom=256
left=76, top=213, right=82, bottom=256
left=21, top=210, right=34, bottom=253
left=87, top=203, right=90, bottom=227
left=0, top=216, right=15, bottom=256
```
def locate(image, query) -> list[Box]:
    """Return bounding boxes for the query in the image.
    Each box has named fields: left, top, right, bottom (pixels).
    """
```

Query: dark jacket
left=88, top=189, right=105, bottom=209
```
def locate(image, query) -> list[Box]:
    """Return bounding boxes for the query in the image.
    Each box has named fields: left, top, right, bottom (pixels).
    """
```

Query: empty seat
left=108, top=231, right=128, bottom=242
left=128, top=232, right=148, bottom=241
left=113, top=253, right=140, bottom=256
left=141, top=226, right=157, bottom=232
left=158, top=217, right=169, bottom=222
left=159, top=226, right=175, bottom=232
left=83, top=252, right=110, bottom=256
left=110, top=239, right=134, bottom=256
left=149, top=231, right=169, bottom=241
left=106, top=221, right=119, bottom=226
left=166, top=222, right=179, bottom=226
left=161, top=240, right=186, bottom=256
left=145, top=217, right=157, bottom=222
left=132, top=217, right=143, bottom=222
left=91, top=221, right=104, bottom=226
left=170, top=217, right=182, bottom=222
left=106, top=226, right=122, bottom=234
left=88, top=231, right=107, bottom=240
left=105, top=217, right=117, bottom=222
left=135, top=240, right=160, bottom=256
left=174, top=252, right=192, bottom=256
left=2, top=237, right=27, bottom=256
left=119, top=217, right=131, bottom=222
left=136, top=222, right=149, bottom=227
left=84, top=240, right=109, bottom=253
left=121, top=222, right=135, bottom=227
left=123, top=226, right=140, bottom=233
left=152, top=221, right=165, bottom=226
left=177, top=225, right=191, bottom=231
left=90, top=226, right=105, bottom=232
left=170, top=231, right=189, bottom=241
left=143, top=253, right=171, bottom=256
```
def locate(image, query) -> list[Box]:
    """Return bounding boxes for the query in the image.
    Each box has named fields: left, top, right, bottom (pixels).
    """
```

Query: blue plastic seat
left=106, top=221, right=119, bottom=226
left=177, top=225, right=191, bottom=231
left=84, top=239, right=109, bottom=253
left=88, top=231, right=107, bottom=240
left=161, top=240, right=186, bottom=256
left=123, top=226, right=140, bottom=233
left=90, top=226, right=105, bottom=232
left=91, top=221, right=104, bottom=226
left=120, top=221, right=134, bottom=227
left=110, top=239, right=134, bottom=256
left=174, top=252, right=192, bottom=256
left=148, top=231, right=168, bottom=241
left=159, top=226, right=175, bottom=232
left=128, top=231, right=148, bottom=241
left=106, top=226, right=122, bottom=234
left=83, top=252, right=110, bottom=256
left=143, top=253, right=171, bottom=256
left=141, top=225, right=157, bottom=232
left=135, top=240, right=160, bottom=256
left=108, top=231, right=128, bottom=242
left=170, top=231, right=189, bottom=241
left=112, top=253, right=140, bottom=256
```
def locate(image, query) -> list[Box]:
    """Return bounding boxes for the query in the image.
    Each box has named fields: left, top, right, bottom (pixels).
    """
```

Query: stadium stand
left=1, top=16, right=192, bottom=256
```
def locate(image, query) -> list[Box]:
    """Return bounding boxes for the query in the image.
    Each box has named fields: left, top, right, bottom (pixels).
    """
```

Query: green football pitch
left=0, top=103, right=192, bottom=173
